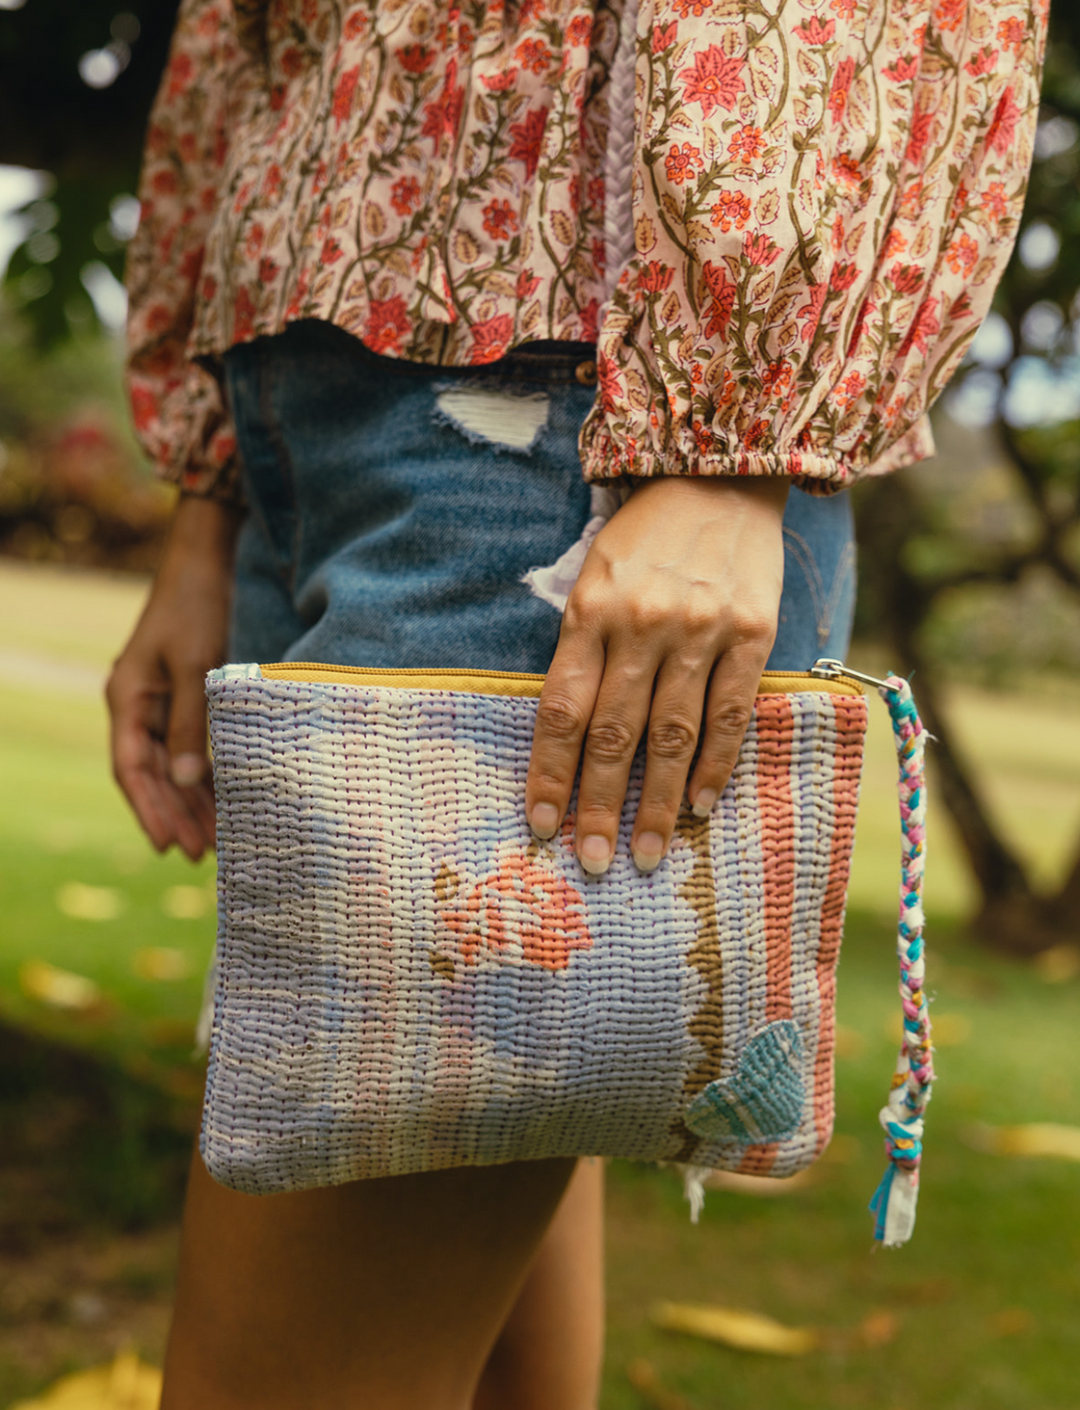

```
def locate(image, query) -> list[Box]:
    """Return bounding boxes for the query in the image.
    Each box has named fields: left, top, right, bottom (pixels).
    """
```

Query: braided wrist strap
left=869, top=676, right=934, bottom=1247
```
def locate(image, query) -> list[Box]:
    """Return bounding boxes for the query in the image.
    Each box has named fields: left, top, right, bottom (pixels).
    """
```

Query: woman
left=108, top=0, right=1044, bottom=1405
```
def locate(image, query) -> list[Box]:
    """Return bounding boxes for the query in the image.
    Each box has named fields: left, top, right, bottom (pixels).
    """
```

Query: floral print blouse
left=125, top=0, right=1047, bottom=501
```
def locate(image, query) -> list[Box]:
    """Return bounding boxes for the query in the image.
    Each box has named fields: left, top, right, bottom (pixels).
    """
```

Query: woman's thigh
left=162, top=1150, right=577, bottom=1410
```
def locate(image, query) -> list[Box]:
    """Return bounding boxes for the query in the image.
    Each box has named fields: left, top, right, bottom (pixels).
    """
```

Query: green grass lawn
left=2, top=558, right=1079, bottom=1409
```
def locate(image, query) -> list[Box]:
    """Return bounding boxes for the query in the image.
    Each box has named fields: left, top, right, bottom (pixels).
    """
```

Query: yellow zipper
left=259, top=661, right=866, bottom=698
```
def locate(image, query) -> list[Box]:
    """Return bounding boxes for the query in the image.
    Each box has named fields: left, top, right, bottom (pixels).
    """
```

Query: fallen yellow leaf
left=161, top=884, right=213, bottom=920
left=651, top=1301, right=817, bottom=1356
left=20, top=960, right=104, bottom=1014
left=132, top=946, right=191, bottom=981
left=1033, top=944, right=1080, bottom=984
left=10, top=1350, right=162, bottom=1409
left=966, top=1122, right=1080, bottom=1162
left=56, top=882, right=124, bottom=922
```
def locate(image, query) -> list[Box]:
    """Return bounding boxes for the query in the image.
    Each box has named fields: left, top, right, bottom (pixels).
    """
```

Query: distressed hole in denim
left=434, top=386, right=550, bottom=452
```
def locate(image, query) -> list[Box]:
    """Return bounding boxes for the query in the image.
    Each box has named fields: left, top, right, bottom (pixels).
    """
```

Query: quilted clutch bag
left=202, top=659, right=933, bottom=1245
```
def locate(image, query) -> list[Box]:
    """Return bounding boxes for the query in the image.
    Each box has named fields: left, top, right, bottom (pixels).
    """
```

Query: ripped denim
left=222, top=319, right=854, bottom=673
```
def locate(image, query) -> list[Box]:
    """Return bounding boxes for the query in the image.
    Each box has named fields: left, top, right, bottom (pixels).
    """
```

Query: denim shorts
left=222, top=320, right=855, bottom=672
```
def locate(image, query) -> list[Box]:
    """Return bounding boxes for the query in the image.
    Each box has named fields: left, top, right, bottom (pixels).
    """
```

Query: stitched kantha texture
left=202, top=670, right=865, bottom=1193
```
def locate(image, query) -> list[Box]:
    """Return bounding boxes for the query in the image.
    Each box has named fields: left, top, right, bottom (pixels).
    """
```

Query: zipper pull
left=810, top=657, right=899, bottom=694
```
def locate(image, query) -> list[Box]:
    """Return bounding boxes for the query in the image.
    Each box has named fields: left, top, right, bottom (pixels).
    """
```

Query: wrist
left=169, top=492, right=244, bottom=562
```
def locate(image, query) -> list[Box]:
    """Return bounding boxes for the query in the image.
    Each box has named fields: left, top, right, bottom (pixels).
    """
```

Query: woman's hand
left=106, top=494, right=242, bottom=861
left=525, top=475, right=788, bottom=874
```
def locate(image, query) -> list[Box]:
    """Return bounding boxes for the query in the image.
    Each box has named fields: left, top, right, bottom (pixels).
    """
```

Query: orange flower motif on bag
left=438, top=853, right=594, bottom=973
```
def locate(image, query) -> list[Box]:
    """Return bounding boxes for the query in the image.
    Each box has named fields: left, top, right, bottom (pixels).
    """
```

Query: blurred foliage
left=0, top=320, right=171, bottom=570
left=0, top=0, right=179, bottom=345
left=853, top=7, right=1080, bottom=953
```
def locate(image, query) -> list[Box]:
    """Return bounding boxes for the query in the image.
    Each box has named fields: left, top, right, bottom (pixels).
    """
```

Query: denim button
left=574, top=359, right=597, bottom=386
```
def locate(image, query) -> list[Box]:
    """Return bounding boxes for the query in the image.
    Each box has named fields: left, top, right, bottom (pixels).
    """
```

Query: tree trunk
left=854, top=475, right=1080, bottom=955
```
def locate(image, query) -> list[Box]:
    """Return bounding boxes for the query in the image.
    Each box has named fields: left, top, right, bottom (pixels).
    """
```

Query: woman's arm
left=527, top=474, right=787, bottom=874
left=106, top=495, right=242, bottom=861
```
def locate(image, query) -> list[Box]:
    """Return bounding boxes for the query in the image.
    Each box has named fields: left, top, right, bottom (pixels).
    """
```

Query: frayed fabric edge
left=521, top=482, right=631, bottom=612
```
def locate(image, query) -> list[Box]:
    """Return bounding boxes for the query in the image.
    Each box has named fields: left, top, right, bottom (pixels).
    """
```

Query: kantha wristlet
left=202, top=658, right=933, bottom=1246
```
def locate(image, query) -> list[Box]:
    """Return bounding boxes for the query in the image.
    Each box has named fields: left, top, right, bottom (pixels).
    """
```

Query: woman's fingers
left=571, top=654, right=656, bottom=874
left=108, top=656, right=214, bottom=861
left=627, top=657, right=710, bottom=871
left=687, top=641, right=771, bottom=816
left=525, top=629, right=605, bottom=845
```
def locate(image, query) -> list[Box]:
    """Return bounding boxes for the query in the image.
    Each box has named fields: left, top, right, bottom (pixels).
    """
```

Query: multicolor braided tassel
left=869, top=675, right=934, bottom=1247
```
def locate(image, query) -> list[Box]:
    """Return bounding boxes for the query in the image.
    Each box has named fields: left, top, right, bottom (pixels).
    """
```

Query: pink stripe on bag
left=737, top=692, right=796, bottom=1175
left=812, top=694, right=867, bottom=1155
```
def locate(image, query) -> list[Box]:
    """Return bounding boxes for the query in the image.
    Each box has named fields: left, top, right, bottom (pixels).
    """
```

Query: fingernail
left=579, top=834, right=612, bottom=876
left=691, top=787, right=718, bottom=818
left=530, top=802, right=559, bottom=840
left=171, top=753, right=206, bottom=787
left=632, top=832, right=665, bottom=872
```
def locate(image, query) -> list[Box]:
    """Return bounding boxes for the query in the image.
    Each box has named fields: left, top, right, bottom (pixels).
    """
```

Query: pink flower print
left=888, top=262, right=925, bottom=295
left=509, top=107, right=550, bottom=180
left=332, top=65, right=360, bottom=127
left=702, top=260, right=738, bottom=337
left=904, top=104, right=935, bottom=166
left=481, top=66, right=519, bottom=91
left=743, top=231, right=781, bottom=266
left=830, top=261, right=859, bottom=290
left=679, top=46, right=745, bottom=117
left=638, top=260, right=675, bottom=293
left=439, top=854, right=593, bottom=972
left=986, top=87, right=1021, bottom=156
left=665, top=142, right=704, bottom=186
left=673, top=0, right=711, bottom=18
left=469, top=313, right=514, bottom=364
left=882, top=227, right=907, bottom=257
left=421, top=58, right=465, bottom=146
left=828, top=56, right=855, bottom=124
left=398, top=44, right=436, bottom=74
left=516, top=267, right=541, bottom=299
left=365, top=295, right=411, bottom=355
left=885, top=53, right=920, bottom=82
left=899, top=297, right=941, bottom=356
left=797, top=282, right=826, bottom=341
left=652, top=21, right=678, bottom=52
left=964, top=46, right=998, bottom=77
left=793, top=16, right=836, bottom=43
left=597, top=353, right=623, bottom=413
left=830, top=0, right=855, bottom=15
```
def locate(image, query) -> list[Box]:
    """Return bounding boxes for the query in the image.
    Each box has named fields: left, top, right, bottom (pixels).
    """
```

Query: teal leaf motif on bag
left=684, top=1020, right=805, bottom=1144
